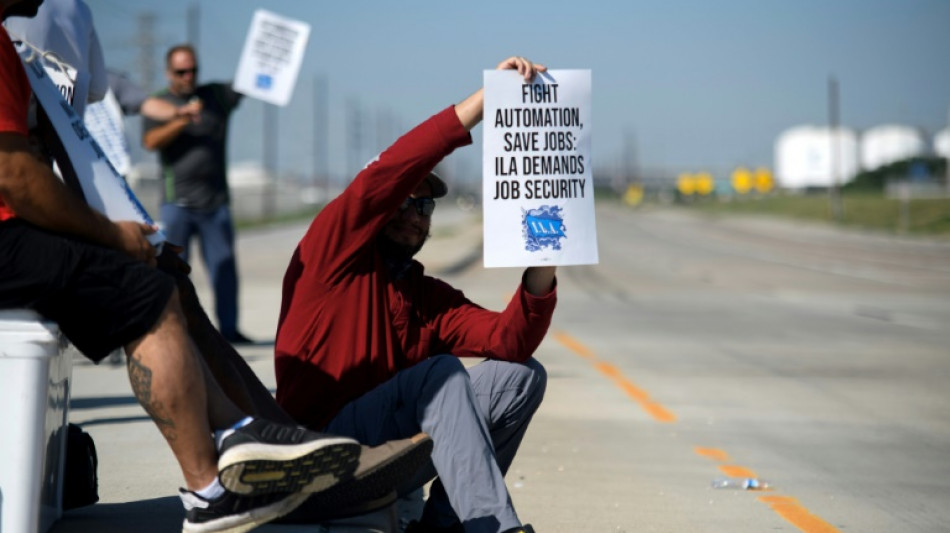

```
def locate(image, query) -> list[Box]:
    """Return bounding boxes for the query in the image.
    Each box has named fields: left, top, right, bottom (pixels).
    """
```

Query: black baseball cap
left=426, top=171, right=448, bottom=198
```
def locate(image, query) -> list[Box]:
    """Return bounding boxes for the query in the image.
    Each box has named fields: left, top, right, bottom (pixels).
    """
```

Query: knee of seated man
left=409, top=356, right=472, bottom=404
left=425, top=354, right=468, bottom=381
left=521, top=358, right=548, bottom=405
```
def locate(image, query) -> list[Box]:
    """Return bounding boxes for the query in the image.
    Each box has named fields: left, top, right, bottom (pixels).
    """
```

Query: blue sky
left=86, top=0, right=950, bottom=186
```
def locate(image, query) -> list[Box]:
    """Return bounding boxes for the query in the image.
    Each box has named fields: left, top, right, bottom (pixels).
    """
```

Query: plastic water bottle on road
left=711, top=477, right=771, bottom=490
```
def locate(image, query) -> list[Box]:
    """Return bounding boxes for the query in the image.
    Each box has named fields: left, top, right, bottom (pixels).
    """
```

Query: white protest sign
left=17, top=47, right=165, bottom=246
left=41, top=57, right=83, bottom=108
left=482, top=69, right=597, bottom=267
left=84, top=90, right=132, bottom=177
left=233, top=9, right=310, bottom=106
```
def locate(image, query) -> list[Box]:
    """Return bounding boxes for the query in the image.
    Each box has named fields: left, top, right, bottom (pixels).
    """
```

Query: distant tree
left=845, top=156, right=947, bottom=192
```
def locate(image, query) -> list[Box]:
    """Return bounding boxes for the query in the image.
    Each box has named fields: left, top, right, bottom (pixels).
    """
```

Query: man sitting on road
left=274, top=56, right=557, bottom=533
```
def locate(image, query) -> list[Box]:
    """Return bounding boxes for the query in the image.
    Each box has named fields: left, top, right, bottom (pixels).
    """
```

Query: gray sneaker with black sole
left=217, top=418, right=360, bottom=496
left=275, top=433, right=434, bottom=523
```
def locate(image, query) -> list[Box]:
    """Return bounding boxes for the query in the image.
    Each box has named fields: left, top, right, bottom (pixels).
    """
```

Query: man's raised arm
left=453, top=56, right=557, bottom=294
left=454, top=56, right=547, bottom=131
left=142, top=110, right=194, bottom=151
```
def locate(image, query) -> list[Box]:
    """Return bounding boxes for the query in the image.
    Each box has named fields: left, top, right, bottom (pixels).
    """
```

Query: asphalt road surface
left=459, top=204, right=950, bottom=533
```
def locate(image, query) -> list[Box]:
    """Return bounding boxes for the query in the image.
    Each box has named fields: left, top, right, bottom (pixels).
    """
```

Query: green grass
left=238, top=189, right=950, bottom=237
left=688, top=192, right=950, bottom=236
left=234, top=206, right=323, bottom=230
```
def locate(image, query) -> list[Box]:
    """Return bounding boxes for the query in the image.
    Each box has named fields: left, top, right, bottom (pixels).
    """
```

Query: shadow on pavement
left=73, top=415, right=151, bottom=427
left=50, top=496, right=182, bottom=533
left=70, top=395, right=139, bottom=410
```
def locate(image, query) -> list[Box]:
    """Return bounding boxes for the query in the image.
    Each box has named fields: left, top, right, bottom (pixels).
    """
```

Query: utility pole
left=313, top=74, right=328, bottom=197
left=186, top=3, right=200, bottom=51
left=623, top=127, right=638, bottom=188
left=263, top=103, right=278, bottom=219
left=828, top=76, right=844, bottom=222
left=945, top=104, right=950, bottom=195
left=346, top=97, right=363, bottom=180
left=378, top=105, right=403, bottom=156
left=135, top=13, right=158, bottom=92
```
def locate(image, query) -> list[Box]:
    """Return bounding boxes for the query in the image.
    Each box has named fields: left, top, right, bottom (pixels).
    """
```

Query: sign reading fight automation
left=233, top=10, right=310, bottom=106
left=482, top=69, right=598, bottom=267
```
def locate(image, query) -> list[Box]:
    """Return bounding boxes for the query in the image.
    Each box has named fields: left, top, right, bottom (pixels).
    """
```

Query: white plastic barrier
left=0, top=310, right=72, bottom=533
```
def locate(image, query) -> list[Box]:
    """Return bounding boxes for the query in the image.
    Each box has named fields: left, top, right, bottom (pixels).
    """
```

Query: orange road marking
left=553, top=334, right=839, bottom=531
left=759, top=496, right=842, bottom=533
left=594, top=360, right=621, bottom=378
left=694, top=447, right=730, bottom=462
left=616, top=379, right=650, bottom=402
left=643, top=401, right=677, bottom=423
left=719, top=465, right=757, bottom=478
left=552, top=331, right=594, bottom=359
left=555, top=331, right=676, bottom=423
left=553, top=335, right=839, bottom=531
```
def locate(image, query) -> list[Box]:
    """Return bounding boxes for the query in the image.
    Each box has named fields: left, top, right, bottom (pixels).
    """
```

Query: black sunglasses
left=173, top=67, right=198, bottom=77
left=399, top=197, right=436, bottom=217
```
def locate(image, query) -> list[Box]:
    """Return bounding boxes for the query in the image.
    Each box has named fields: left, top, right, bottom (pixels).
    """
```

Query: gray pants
left=324, top=355, right=547, bottom=533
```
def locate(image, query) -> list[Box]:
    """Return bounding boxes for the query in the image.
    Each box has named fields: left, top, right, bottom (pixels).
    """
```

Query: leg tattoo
left=128, top=354, right=178, bottom=442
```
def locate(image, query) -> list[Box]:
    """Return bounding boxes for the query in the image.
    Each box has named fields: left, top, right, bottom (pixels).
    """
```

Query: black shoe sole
left=275, top=435, right=434, bottom=523
left=219, top=439, right=360, bottom=496
left=182, top=491, right=311, bottom=533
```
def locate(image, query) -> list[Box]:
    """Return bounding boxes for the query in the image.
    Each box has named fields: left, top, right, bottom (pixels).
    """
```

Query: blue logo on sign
left=256, top=74, right=273, bottom=90
left=522, top=205, right=566, bottom=252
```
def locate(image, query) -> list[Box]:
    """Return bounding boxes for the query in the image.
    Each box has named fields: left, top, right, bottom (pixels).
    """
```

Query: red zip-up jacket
left=275, top=106, right=557, bottom=430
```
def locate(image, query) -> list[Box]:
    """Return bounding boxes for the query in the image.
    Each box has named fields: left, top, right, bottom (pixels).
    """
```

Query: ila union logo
left=522, top=205, right=566, bottom=252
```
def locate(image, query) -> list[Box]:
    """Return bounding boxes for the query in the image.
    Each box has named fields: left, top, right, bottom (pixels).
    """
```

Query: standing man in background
left=86, top=69, right=202, bottom=181
left=143, top=44, right=252, bottom=344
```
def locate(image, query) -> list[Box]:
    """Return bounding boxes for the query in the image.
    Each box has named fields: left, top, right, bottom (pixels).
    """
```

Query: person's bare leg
left=124, top=288, right=230, bottom=490
left=194, top=336, right=257, bottom=428
left=157, top=248, right=292, bottom=422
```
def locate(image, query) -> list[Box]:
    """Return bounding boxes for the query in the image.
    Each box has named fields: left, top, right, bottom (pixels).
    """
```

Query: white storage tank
left=775, top=126, right=859, bottom=188
left=935, top=128, right=950, bottom=159
left=860, top=125, right=926, bottom=171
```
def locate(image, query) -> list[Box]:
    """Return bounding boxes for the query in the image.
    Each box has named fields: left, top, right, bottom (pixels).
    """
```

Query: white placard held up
left=84, top=90, right=132, bottom=177
left=482, top=69, right=597, bottom=267
left=233, top=9, right=310, bottom=106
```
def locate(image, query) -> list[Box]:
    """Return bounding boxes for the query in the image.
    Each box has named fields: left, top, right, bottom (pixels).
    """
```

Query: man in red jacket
left=275, top=57, right=556, bottom=533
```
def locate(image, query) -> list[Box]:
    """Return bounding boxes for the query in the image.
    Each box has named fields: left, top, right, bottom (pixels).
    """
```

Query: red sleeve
left=422, top=273, right=558, bottom=362
left=0, top=27, right=31, bottom=221
left=298, top=105, right=471, bottom=285
left=0, top=27, right=29, bottom=136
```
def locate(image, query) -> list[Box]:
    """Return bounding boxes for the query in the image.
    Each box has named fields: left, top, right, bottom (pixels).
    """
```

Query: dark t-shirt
left=143, top=82, right=241, bottom=210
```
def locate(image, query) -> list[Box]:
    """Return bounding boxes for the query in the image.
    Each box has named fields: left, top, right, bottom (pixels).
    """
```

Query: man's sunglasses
left=399, top=197, right=436, bottom=217
left=173, top=67, right=198, bottom=77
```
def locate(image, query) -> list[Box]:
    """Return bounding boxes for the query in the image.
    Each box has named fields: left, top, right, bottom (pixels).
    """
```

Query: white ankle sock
left=194, top=477, right=226, bottom=502
left=214, top=416, right=254, bottom=449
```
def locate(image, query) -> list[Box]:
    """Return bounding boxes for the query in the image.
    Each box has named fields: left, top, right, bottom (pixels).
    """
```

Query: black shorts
left=0, top=219, right=175, bottom=362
